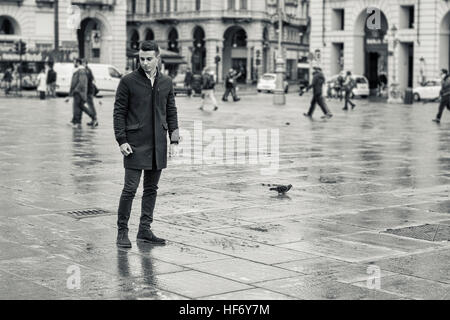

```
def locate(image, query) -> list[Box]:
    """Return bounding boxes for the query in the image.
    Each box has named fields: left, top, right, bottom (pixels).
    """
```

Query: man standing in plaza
left=343, top=71, right=356, bottom=111
left=113, top=40, right=179, bottom=248
left=304, top=67, right=333, bottom=119
left=433, top=69, right=450, bottom=124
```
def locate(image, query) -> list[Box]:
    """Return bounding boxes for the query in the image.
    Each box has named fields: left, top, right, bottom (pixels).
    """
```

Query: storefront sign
left=0, top=49, right=78, bottom=62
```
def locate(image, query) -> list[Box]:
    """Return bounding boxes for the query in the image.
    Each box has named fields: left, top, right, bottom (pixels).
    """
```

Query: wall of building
left=310, top=0, right=450, bottom=92
left=0, top=0, right=127, bottom=71
left=127, top=0, right=310, bottom=82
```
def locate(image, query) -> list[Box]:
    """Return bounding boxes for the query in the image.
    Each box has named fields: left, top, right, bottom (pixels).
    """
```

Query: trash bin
left=404, top=88, right=413, bottom=104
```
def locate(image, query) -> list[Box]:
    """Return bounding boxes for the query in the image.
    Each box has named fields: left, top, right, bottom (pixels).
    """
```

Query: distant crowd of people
left=1, top=62, right=57, bottom=99
left=181, top=66, right=242, bottom=111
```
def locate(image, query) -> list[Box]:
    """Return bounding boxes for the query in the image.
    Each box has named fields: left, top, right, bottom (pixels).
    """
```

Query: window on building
left=160, top=0, right=164, bottom=12
left=400, top=5, right=415, bottom=29
left=174, top=0, right=177, bottom=11
left=240, top=0, right=247, bottom=10
left=153, top=0, right=157, bottom=12
left=131, top=0, right=136, bottom=14
left=331, top=8, right=344, bottom=30
left=228, top=0, right=235, bottom=10
left=146, top=0, right=150, bottom=14
left=167, top=0, right=171, bottom=11
left=195, top=0, right=201, bottom=11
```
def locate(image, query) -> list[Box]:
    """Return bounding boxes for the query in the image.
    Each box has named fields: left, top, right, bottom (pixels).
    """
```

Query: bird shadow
left=270, top=194, right=292, bottom=200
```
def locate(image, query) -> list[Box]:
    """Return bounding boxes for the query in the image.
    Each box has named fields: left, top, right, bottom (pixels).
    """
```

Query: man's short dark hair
left=140, top=40, right=160, bottom=55
left=75, top=58, right=82, bottom=64
left=442, top=69, right=449, bottom=75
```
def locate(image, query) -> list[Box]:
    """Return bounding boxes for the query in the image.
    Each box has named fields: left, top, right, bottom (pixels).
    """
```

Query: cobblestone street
left=0, top=92, right=449, bottom=300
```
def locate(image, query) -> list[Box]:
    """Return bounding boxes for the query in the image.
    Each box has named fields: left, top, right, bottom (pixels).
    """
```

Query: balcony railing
left=71, top=0, right=116, bottom=10
left=127, top=9, right=309, bottom=25
left=0, top=0, right=24, bottom=5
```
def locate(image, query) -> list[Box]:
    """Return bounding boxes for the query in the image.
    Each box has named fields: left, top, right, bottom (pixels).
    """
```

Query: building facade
left=126, top=0, right=310, bottom=83
left=310, top=0, right=450, bottom=94
left=0, top=0, right=126, bottom=71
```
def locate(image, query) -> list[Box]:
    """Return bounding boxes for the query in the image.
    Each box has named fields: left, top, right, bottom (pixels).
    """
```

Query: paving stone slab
left=187, top=258, right=300, bottom=283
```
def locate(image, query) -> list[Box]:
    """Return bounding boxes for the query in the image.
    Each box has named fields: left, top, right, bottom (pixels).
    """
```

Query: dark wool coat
left=113, top=67, right=179, bottom=170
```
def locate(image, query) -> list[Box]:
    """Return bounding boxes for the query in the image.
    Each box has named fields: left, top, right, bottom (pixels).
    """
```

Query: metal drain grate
left=61, top=208, right=113, bottom=219
left=384, top=224, right=450, bottom=242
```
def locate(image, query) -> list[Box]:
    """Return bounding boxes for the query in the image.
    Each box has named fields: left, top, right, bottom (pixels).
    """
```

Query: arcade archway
left=440, top=11, right=450, bottom=71
left=0, top=15, right=20, bottom=35
left=77, top=18, right=110, bottom=63
left=223, top=26, right=247, bottom=83
left=354, top=9, right=389, bottom=90
left=192, top=26, right=205, bottom=74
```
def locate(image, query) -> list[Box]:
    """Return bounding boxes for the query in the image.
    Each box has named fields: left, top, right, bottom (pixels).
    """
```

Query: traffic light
left=14, top=41, right=26, bottom=55
left=20, top=41, right=26, bottom=54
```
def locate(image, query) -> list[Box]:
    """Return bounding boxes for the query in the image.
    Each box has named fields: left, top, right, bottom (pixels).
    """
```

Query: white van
left=54, top=62, right=122, bottom=96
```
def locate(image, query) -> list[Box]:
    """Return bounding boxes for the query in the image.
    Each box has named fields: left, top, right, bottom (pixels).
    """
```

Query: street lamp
left=273, top=0, right=286, bottom=105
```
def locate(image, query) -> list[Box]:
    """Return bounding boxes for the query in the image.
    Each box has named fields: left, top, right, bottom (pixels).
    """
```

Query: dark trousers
left=437, top=95, right=450, bottom=120
left=344, top=90, right=355, bottom=109
left=223, top=86, right=238, bottom=101
left=117, top=168, right=162, bottom=231
left=72, top=93, right=95, bottom=124
left=85, top=94, right=97, bottom=120
left=307, top=94, right=330, bottom=116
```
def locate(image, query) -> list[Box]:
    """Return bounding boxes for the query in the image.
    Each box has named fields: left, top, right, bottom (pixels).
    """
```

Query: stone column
left=246, top=45, right=252, bottom=83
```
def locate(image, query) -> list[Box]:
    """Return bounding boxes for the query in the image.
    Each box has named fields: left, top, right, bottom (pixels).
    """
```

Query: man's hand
left=65, top=98, right=70, bottom=103
left=169, top=143, right=179, bottom=158
left=119, top=143, right=133, bottom=156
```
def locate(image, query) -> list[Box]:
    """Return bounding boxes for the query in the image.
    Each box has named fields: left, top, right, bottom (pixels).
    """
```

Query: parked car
left=257, top=73, right=289, bottom=93
left=54, top=63, right=122, bottom=97
left=327, top=74, right=370, bottom=98
left=413, top=79, right=441, bottom=101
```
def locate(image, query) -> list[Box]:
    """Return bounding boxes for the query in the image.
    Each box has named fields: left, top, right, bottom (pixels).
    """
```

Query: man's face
left=139, top=50, right=159, bottom=74
left=441, top=71, right=447, bottom=79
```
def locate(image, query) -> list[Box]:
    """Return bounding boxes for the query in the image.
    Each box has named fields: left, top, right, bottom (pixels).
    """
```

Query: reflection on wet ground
left=0, top=94, right=449, bottom=299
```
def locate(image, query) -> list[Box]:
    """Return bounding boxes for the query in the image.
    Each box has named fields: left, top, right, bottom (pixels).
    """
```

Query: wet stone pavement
left=0, top=92, right=449, bottom=300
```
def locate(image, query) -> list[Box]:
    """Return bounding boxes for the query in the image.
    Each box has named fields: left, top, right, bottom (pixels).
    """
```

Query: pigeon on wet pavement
left=262, top=183, right=293, bottom=195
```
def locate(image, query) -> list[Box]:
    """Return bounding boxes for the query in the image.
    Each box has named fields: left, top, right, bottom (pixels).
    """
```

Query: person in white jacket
left=36, top=67, right=47, bottom=100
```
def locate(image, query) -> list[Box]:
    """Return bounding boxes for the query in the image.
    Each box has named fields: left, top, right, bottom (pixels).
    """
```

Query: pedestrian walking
left=2, top=67, right=12, bottom=95
left=336, top=71, right=345, bottom=101
left=46, top=62, right=57, bottom=98
left=432, top=69, right=450, bottom=124
left=36, top=67, right=47, bottom=100
left=304, top=67, right=333, bottom=119
left=343, top=71, right=356, bottom=110
left=68, top=58, right=96, bottom=128
left=199, top=67, right=218, bottom=111
left=82, top=59, right=99, bottom=127
left=184, top=67, right=193, bottom=97
left=113, top=40, right=179, bottom=248
left=222, top=69, right=241, bottom=102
